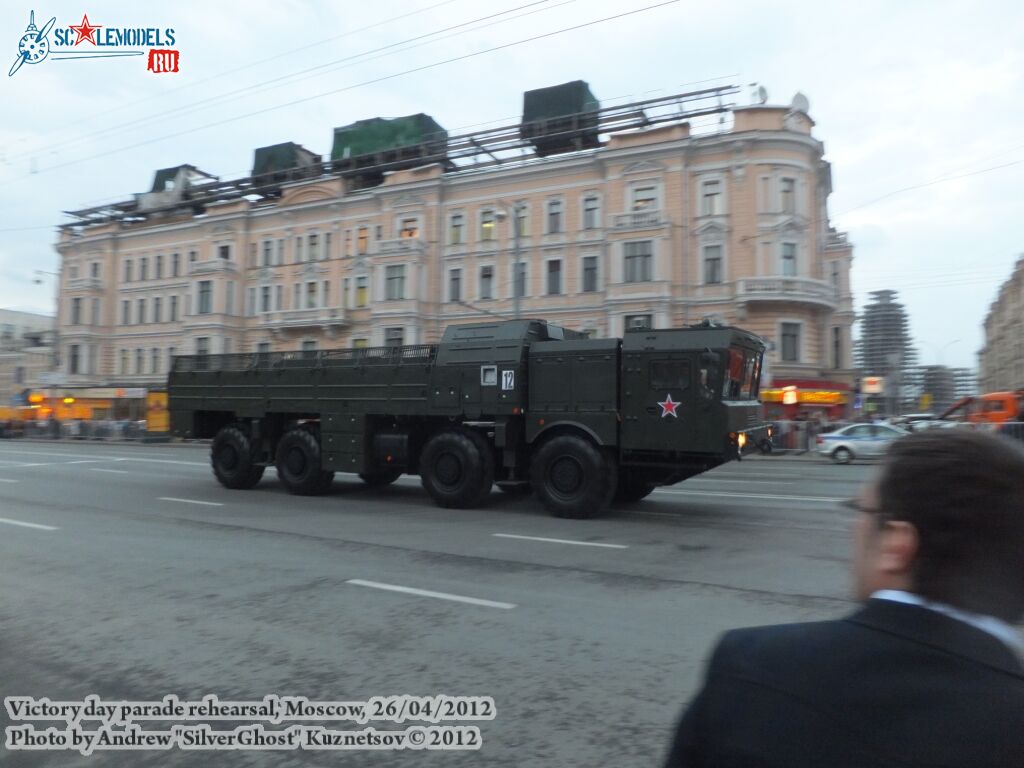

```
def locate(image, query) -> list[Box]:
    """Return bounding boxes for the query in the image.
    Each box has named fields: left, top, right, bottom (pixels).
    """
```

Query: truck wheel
left=614, top=474, right=655, bottom=504
left=531, top=435, right=616, bottom=519
left=276, top=428, right=330, bottom=496
left=211, top=425, right=265, bottom=489
left=359, top=470, right=402, bottom=487
left=420, top=430, right=494, bottom=509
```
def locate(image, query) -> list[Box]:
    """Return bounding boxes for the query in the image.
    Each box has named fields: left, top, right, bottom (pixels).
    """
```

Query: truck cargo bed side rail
left=172, top=344, right=438, bottom=373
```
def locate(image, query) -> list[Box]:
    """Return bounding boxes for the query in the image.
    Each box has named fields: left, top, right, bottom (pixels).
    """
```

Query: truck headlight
left=738, top=432, right=747, bottom=448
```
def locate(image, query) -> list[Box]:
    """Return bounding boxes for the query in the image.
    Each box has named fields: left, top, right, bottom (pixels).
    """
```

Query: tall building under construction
left=857, top=290, right=918, bottom=408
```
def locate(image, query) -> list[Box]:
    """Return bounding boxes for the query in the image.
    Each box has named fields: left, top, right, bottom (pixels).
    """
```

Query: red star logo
left=69, top=14, right=102, bottom=46
left=658, top=394, right=680, bottom=418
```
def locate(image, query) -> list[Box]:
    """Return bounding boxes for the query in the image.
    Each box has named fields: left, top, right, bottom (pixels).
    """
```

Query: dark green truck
left=168, top=319, right=768, bottom=518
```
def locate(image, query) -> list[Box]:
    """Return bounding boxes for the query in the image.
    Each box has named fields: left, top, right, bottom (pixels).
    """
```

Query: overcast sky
left=2, top=0, right=1021, bottom=369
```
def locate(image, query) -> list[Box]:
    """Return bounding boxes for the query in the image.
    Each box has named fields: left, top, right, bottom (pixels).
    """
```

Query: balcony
left=735, top=277, right=838, bottom=310
left=67, top=277, right=104, bottom=292
left=190, top=259, right=238, bottom=275
left=377, top=237, right=425, bottom=256
left=610, top=210, right=664, bottom=230
left=259, top=307, right=347, bottom=330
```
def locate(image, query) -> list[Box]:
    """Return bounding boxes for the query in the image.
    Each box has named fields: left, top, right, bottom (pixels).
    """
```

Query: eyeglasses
left=841, top=498, right=882, bottom=515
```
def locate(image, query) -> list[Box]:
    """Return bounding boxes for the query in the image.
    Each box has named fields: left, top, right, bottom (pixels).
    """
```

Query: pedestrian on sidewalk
left=663, top=429, right=1024, bottom=767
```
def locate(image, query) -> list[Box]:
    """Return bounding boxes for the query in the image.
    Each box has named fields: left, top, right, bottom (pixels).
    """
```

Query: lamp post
left=32, top=269, right=60, bottom=370
left=493, top=202, right=522, bottom=319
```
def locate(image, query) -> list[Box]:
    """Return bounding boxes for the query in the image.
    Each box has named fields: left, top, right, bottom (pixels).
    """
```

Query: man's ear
left=878, top=521, right=918, bottom=575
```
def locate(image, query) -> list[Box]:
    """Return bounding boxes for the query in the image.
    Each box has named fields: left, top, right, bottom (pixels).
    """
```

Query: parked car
left=817, top=423, right=909, bottom=464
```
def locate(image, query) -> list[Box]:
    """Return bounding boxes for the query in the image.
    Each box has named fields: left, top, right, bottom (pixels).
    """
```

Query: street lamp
left=32, top=269, right=60, bottom=369
left=492, top=202, right=523, bottom=319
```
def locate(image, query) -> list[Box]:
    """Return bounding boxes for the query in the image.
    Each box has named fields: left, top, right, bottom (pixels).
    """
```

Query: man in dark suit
left=664, top=429, right=1024, bottom=767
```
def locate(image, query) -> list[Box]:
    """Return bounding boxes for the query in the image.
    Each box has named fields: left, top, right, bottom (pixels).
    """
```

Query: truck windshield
left=722, top=347, right=761, bottom=400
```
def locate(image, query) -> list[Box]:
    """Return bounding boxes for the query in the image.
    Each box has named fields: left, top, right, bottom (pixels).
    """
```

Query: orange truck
left=939, top=390, right=1024, bottom=425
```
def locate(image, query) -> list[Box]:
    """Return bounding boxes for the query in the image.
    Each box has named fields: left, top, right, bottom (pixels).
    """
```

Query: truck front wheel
left=420, top=430, right=494, bottom=509
left=531, top=435, right=617, bottom=518
left=275, top=428, right=333, bottom=496
left=211, top=425, right=265, bottom=489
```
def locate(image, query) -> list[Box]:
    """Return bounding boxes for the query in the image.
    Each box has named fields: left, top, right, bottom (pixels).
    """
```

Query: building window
left=399, top=218, right=419, bottom=239
left=781, top=243, right=797, bottom=276
left=124, top=259, right=133, bottom=283
left=546, top=199, right=563, bottom=234
left=703, top=244, right=723, bottom=285
left=449, top=214, right=464, bottom=245
left=135, top=348, right=144, bottom=375
left=294, top=236, right=304, bottom=264
left=140, top=257, right=149, bottom=281
left=308, top=233, right=319, bottom=261
left=151, top=348, right=160, bottom=374
left=479, top=210, right=495, bottom=242
left=168, top=347, right=176, bottom=371
left=69, top=344, right=80, bottom=375
left=170, top=295, right=178, bottom=322
left=514, top=204, right=528, bottom=237
left=624, top=241, right=653, bottom=283
left=701, top=179, right=722, bottom=216
left=306, top=281, right=318, bottom=309
left=781, top=322, right=800, bottom=362
left=195, top=337, right=209, bottom=357
left=352, top=338, right=368, bottom=349
left=262, top=240, right=273, bottom=267
left=120, top=349, right=128, bottom=375
left=625, top=314, right=652, bottom=331
left=513, top=262, right=527, bottom=299
left=356, top=276, right=368, bottom=307
left=172, top=253, right=180, bottom=277
left=375, top=225, right=382, bottom=240
left=153, top=297, right=162, bottom=323
left=277, top=239, right=285, bottom=265
left=582, top=196, right=599, bottom=229
left=275, top=285, right=283, bottom=310
left=156, top=254, right=164, bottom=278
left=357, top=226, right=368, bottom=255
left=301, top=340, right=318, bottom=359
left=260, top=286, right=271, bottom=313
left=479, top=266, right=494, bottom=300
left=832, top=326, right=842, bottom=370
left=198, top=280, right=213, bottom=314
left=91, top=298, right=100, bottom=324
left=188, top=250, right=197, bottom=263
left=69, top=264, right=79, bottom=280
left=449, top=268, right=462, bottom=303
left=71, top=298, right=82, bottom=325
left=546, top=260, right=562, bottom=295
left=217, top=244, right=230, bottom=260
left=91, top=262, right=100, bottom=278
left=137, top=298, right=146, bottom=324
left=780, top=177, right=796, bottom=214
left=322, top=281, right=329, bottom=306
left=582, top=255, right=598, bottom=293
left=385, top=327, right=404, bottom=347
left=121, top=300, right=130, bottom=325
left=385, top=265, right=406, bottom=300
left=830, top=261, right=840, bottom=293
left=631, top=185, right=658, bottom=211
left=256, top=342, right=271, bottom=356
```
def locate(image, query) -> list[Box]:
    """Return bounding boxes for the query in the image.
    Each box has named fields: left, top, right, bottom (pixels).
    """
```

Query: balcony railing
left=66, top=277, right=104, bottom=291
left=190, top=259, right=238, bottom=275
left=258, top=307, right=346, bottom=329
left=610, top=210, right=663, bottom=230
left=735, top=277, right=838, bottom=309
left=378, top=237, right=425, bottom=255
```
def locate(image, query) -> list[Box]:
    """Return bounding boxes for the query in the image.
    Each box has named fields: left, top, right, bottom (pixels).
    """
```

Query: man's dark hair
left=878, top=429, right=1024, bottom=622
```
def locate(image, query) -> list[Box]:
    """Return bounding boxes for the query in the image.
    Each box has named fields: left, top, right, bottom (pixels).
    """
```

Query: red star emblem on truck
left=658, top=394, right=679, bottom=418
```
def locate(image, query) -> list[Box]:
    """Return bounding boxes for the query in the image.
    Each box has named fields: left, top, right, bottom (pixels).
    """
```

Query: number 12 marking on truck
left=502, top=371, right=515, bottom=390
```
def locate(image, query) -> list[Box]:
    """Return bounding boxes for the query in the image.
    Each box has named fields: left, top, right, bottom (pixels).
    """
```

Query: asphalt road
left=0, top=441, right=871, bottom=767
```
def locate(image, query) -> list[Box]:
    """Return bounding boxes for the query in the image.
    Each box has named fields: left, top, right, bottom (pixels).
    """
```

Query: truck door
left=621, top=352, right=695, bottom=452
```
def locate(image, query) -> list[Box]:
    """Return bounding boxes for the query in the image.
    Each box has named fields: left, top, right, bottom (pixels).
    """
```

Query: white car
left=816, top=423, right=909, bottom=464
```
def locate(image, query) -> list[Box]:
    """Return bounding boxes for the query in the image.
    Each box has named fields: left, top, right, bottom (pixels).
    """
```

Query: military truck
left=168, top=320, right=768, bottom=518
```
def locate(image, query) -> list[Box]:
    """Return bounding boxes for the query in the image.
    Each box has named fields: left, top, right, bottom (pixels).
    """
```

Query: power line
left=6, top=0, right=560, bottom=163
left=5, top=0, right=462, bottom=161
left=2, top=0, right=680, bottom=182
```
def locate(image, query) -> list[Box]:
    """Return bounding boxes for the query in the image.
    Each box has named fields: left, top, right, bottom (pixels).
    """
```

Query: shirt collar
left=871, top=589, right=1024, bottom=659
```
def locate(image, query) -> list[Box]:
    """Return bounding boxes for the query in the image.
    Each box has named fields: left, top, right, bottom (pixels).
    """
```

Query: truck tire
left=531, top=435, right=617, bottom=518
left=275, top=428, right=331, bottom=496
left=614, top=474, right=655, bottom=504
left=359, top=470, right=402, bottom=487
left=420, top=430, right=494, bottom=509
left=211, top=425, right=265, bottom=489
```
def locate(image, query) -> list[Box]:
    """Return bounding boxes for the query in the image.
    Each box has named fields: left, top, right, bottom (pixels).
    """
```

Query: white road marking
left=64, top=460, right=104, bottom=465
left=90, top=468, right=130, bottom=475
left=492, top=533, right=628, bottom=549
left=685, top=478, right=797, bottom=485
left=157, top=497, right=224, bottom=507
left=0, top=478, right=18, bottom=483
left=345, top=579, right=516, bottom=610
left=653, top=489, right=844, bottom=503
left=0, top=517, right=58, bottom=531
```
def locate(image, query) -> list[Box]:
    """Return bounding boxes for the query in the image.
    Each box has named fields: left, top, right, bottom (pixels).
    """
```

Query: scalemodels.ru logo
left=9, top=9, right=179, bottom=76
